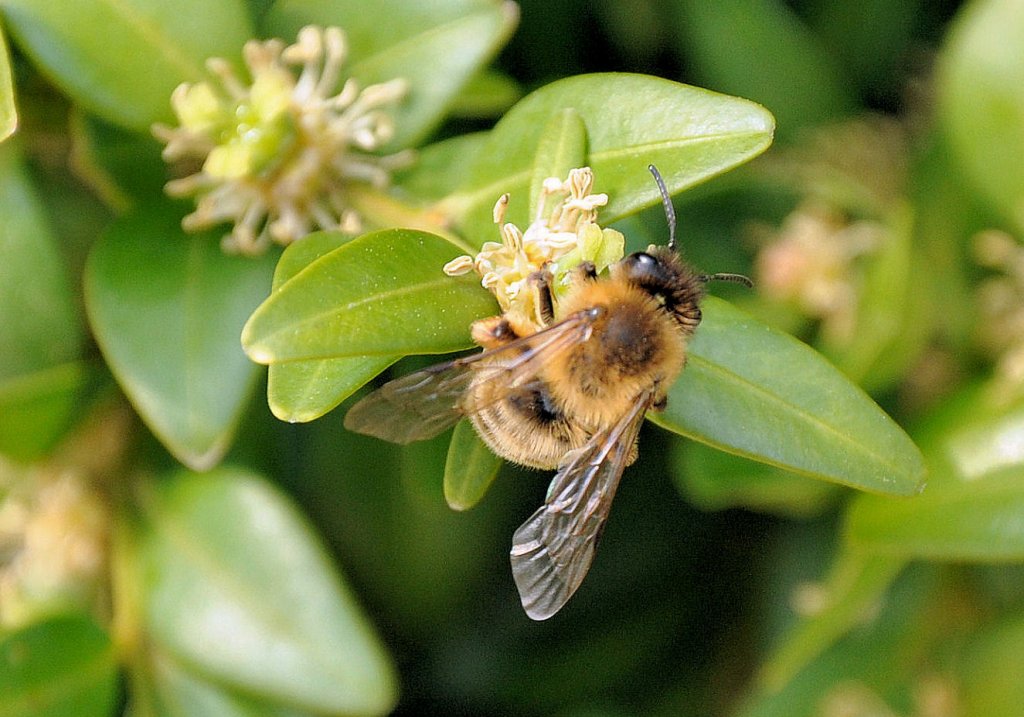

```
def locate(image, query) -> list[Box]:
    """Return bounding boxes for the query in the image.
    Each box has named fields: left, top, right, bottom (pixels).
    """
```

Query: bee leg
left=471, top=315, right=521, bottom=349
left=573, top=261, right=598, bottom=281
left=528, top=269, right=556, bottom=326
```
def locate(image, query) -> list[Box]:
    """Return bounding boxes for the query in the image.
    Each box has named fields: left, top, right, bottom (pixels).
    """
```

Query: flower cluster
left=154, top=26, right=410, bottom=254
left=444, top=167, right=624, bottom=330
left=974, top=229, right=1024, bottom=393
left=755, top=202, right=882, bottom=344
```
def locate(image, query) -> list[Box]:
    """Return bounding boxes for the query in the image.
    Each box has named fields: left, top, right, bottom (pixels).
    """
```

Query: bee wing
left=343, top=310, right=598, bottom=445
left=509, top=390, right=655, bottom=620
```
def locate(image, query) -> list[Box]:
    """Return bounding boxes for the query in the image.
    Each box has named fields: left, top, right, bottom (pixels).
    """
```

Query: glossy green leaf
left=673, top=0, right=855, bottom=136
left=84, top=208, right=276, bottom=470
left=134, top=467, right=397, bottom=715
left=0, top=20, right=15, bottom=142
left=0, top=0, right=252, bottom=131
left=673, top=440, right=839, bottom=517
left=757, top=549, right=907, bottom=692
left=0, top=141, right=81, bottom=380
left=393, top=132, right=489, bottom=202
left=528, top=108, right=587, bottom=220
left=649, top=297, right=925, bottom=495
left=443, top=419, right=502, bottom=511
left=938, top=0, right=1024, bottom=232
left=267, top=232, right=397, bottom=422
left=0, top=361, right=101, bottom=462
left=442, top=73, right=774, bottom=241
left=243, top=228, right=498, bottom=364
left=0, top=614, right=117, bottom=717
left=448, top=67, right=520, bottom=119
left=846, top=382, right=1024, bottom=560
left=263, top=0, right=518, bottom=148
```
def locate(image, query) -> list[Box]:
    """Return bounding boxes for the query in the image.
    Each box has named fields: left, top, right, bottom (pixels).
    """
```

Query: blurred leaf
left=650, top=297, right=926, bottom=495
left=84, top=208, right=276, bottom=470
left=0, top=19, right=15, bottom=141
left=961, top=609, right=1024, bottom=717
left=736, top=565, right=943, bottom=717
left=393, top=132, right=489, bottom=202
left=0, top=361, right=102, bottom=462
left=134, top=466, right=397, bottom=715
left=443, top=418, right=502, bottom=511
left=447, top=67, right=520, bottom=119
left=847, top=382, right=1024, bottom=560
left=0, top=141, right=81, bottom=380
left=528, top=107, right=587, bottom=220
left=673, top=441, right=839, bottom=517
left=242, top=228, right=497, bottom=363
left=672, top=0, right=855, bottom=137
left=757, top=549, right=907, bottom=692
left=442, top=73, right=774, bottom=241
left=825, top=203, right=932, bottom=393
left=939, top=0, right=1024, bottom=233
left=263, top=0, right=518, bottom=148
left=0, top=614, right=117, bottom=717
left=0, top=0, right=253, bottom=131
left=266, top=232, right=397, bottom=422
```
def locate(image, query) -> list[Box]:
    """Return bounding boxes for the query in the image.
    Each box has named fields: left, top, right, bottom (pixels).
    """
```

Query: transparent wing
left=509, top=390, right=655, bottom=620
left=343, top=310, right=599, bottom=445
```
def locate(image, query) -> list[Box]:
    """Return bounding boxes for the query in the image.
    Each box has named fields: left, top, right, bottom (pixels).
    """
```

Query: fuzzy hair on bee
left=344, top=165, right=751, bottom=620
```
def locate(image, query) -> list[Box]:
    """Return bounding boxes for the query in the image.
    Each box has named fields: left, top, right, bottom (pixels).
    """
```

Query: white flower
left=154, top=26, right=410, bottom=254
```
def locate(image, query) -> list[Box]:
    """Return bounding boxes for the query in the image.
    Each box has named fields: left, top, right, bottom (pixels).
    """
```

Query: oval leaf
left=846, top=383, right=1024, bottom=560
left=442, top=73, right=775, bottom=240
left=267, top=232, right=398, bottom=422
left=84, top=208, right=276, bottom=470
left=242, top=228, right=498, bottom=364
left=939, top=0, right=1024, bottom=232
left=0, top=614, right=117, bottom=717
left=134, top=467, right=397, bottom=715
left=528, top=107, right=588, bottom=218
left=1, top=0, right=252, bottom=130
left=650, top=297, right=926, bottom=495
left=263, top=0, right=518, bottom=148
left=444, top=418, right=502, bottom=511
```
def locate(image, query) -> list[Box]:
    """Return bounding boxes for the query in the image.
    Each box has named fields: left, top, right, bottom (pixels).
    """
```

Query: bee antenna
left=702, top=272, right=754, bottom=288
left=648, top=164, right=677, bottom=251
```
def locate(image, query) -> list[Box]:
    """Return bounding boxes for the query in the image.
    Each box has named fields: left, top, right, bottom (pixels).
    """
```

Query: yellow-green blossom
left=444, top=167, right=624, bottom=329
left=154, top=26, right=410, bottom=254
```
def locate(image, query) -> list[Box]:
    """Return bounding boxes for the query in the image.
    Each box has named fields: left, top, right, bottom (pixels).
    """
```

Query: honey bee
left=344, top=165, right=751, bottom=620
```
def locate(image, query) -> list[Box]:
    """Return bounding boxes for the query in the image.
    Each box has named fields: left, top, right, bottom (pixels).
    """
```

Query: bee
left=344, top=165, right=751, bottom=620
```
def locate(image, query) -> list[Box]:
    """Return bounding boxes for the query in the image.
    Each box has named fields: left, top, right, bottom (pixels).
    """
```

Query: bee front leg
left=528, top=269, right=556, bottom=327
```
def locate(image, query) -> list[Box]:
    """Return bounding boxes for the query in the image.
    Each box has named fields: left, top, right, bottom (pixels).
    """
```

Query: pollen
left=153, top=26, right=411, bottom=254
left=443, top=167, right=625, bottom=330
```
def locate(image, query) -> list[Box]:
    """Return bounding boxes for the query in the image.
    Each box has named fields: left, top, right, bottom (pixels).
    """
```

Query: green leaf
left=649, top=297, right=925, bottom=495
left=938, top=0, right=1024, bottom=233
left=846, top=382, right=1024, bottom=560
left=242, top=228, right=498, bottom=364
left=0, top=614, right=117, bottom=717
left=263, top=0, right=518, bottom=148
left=84, top=208, right=276, bottom=470
left=0, top=0, right=253, bottom=131
left=0, top=20, right=15, bottom=142
left=443, top=419, right=502, bottom=511
left=0, top=361, right=102, bottom=462
left=442, top=73, right=774, bottom=241
left=266, top=232, right=397, bottom=422
left=0, top=141, right=81, bottom=380
left=447, top=67, right=520, bottom=119
left=961, top=610, right=1024, bottom=717
left=673, top=441, right=840, bottom=517
left=133, top=467, right=397, bottom=715
left=756, top=549, right=907, bottom=692
left=393, top=132, right=489, bottom=202
left=672, top=0, right=855, bottom=136
left=528, top=108, right=588, bottom=220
